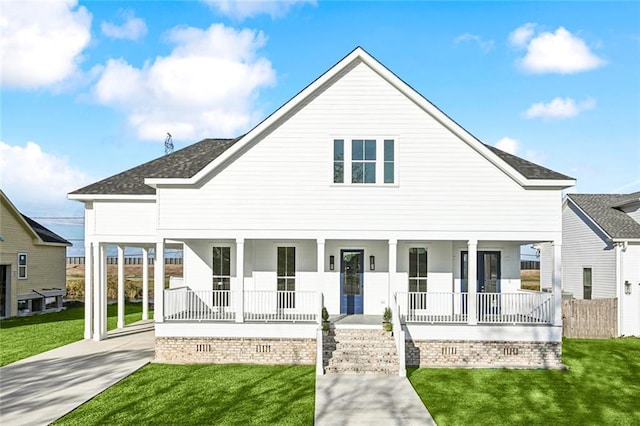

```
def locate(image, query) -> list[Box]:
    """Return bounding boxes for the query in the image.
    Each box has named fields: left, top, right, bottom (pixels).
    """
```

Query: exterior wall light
left=329, top=255, right=335, bottom=271
left=370, top=255, right=375, bottom=271
left=624, top=280, right=632, bottom=295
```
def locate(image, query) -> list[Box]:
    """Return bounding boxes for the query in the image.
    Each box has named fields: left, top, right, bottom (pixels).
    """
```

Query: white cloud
left=495, top=137, right=519, bottom=155
left=454, top=33, right=494, bottom=53
left=101, top=9, right=147, bottom=40
left=0, top=0, right=91, bottom=89
left=510, top=24, right=606, bottom=74
left=0, top=141, right=94, bottom=215
left=524, top=97, right=596, bottom=120
left=508, top=23, right=536, bottom=48
left=93, top=23, right=276, bottom=141
left=202, top=0, right=315, bottom=20
left=494, top=137, right=545, bottom=165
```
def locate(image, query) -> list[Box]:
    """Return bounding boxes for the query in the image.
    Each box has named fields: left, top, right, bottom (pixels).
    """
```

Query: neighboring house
left=0, top=190, right=71, bottom=318
left=69, top=47, right=575, bottom=372
left=559, top=192, right=640, bottom=336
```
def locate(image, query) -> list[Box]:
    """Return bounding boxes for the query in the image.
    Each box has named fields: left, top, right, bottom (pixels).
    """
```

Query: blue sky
left=1, top=1, right=639, bottom=253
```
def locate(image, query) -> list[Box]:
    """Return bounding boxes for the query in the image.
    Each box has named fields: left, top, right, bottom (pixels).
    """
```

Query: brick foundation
left=405, top=340, right=563, bottom=368
left=156, top=337, right=316, bottom=365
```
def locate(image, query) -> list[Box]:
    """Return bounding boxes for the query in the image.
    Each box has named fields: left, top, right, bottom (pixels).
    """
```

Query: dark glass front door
left=461, top=251, right=501, bottom=314
left=340, top=250, right=364, bottom=314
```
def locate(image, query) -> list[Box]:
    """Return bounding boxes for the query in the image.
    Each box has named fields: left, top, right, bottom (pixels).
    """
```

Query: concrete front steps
left=323, top=328, right=399, bottom=375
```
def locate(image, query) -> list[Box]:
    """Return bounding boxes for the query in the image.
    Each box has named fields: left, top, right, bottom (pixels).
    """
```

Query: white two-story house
left=70, top=47, right=575, bottom=373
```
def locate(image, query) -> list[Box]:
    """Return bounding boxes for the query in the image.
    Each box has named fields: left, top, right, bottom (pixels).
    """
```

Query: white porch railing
left=244, top=290, right=318, bottom=322
left=164, top=287, right=236, bottom=321
left=477, top=292, right=553, bottom=324
left=396, top=291, right=553, bottom=325
left=164, top=288, right=319, bottom=322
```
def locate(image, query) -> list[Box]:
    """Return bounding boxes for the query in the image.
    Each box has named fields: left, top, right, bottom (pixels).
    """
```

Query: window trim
left=212, top=246, right=231, bottom=290
left=17, top=252, right=27, bottom=280
left=330, top=136, right=398, bottom=186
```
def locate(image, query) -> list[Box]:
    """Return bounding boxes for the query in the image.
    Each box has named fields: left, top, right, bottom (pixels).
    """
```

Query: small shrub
left=383, top=307, right=392, bottom=323
left=321, top=307, right=329, bottom=322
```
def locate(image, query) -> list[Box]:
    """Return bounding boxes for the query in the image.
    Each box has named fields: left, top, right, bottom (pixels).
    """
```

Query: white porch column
left=317, top=238, right=325, bottom=287
left=83, top=242, right=93, bottom=340
left=552, top=241, right=562, bottom=326
left=235, top=238, right=245, bottom=323
left=154, top=241, right=165, bottom=323
left=388, top=239, right=397, bottom=305
left=93, top=243, right=107, bottom=341
left=142, top=247, right=149, bottom=321
left=467, top=240, right=478, bottom=326
left=117, top=245, right=125, bottom=329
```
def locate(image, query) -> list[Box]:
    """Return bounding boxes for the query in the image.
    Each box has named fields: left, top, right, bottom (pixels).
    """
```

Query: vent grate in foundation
left=442, top=346, right=457, bottom=355
left=196, top=344, right=212, bottom=352
left=504, top=346, right=519, bottom=356
left=256, top=344, right=271, bottom=353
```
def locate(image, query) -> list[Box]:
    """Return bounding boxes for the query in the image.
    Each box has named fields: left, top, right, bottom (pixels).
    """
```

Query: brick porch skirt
left=155, top=337, right=316, bottom=364
left=405, top=340, right=563, bottom=368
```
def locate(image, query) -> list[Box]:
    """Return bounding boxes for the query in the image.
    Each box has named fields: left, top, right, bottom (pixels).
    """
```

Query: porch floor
left=330, top=315, right=383, bottom=329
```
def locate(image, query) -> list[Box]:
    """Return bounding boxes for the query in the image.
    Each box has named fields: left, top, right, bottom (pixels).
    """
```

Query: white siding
left=157, top=62, right=562, bottom=238
left=562, top=202, right=616, bottom=299
left=621, top=244, right=640, bottom=336
left=94, top=201, right=156, bottom=237
left=539, top=242, right=553, bottom=290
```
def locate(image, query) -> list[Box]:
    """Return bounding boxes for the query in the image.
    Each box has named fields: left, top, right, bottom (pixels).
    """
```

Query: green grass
left=408, top=338, right=640, bottom=425
left=54, top=364, right=316, bottom=426
left=0, top=303, right=152, bottom=366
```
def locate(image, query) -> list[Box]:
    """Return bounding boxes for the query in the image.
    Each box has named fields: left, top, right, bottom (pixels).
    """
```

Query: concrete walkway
left=315, top=375, right=437, bottom=426
left=0, top=320, right=155, bottom=426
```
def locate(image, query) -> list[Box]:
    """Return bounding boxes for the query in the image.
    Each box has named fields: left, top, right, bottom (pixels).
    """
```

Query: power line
left=30, top=217, right=83, bottom=220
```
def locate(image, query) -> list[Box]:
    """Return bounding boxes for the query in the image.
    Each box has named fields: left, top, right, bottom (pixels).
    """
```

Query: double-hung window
left=333, top=138, right=395, bottom=184
left=408, top=248, right=427, bottom=309
left=212, top=247, right=231, bottom=306
left=18, top=253, right=27, bottom=279
left=277, top=247, right=296, bottom=309
left=583, top=267, right=592, bottom=300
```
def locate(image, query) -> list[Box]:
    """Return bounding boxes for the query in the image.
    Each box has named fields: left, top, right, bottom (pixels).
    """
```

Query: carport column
left=467, top=240, right=478, bottom=325
left=388, top=239, right=397, bottom=305
left=142, top=247, right=149, bottom=320
left=552, top=241, right=562, bottom=327
left=117, top=245, right=125, bottom=329
left=84, top=241, right=93, bottom=340
left=154, top=241, right=165, bottom=323
left=235, top=238, right=245, bottom=323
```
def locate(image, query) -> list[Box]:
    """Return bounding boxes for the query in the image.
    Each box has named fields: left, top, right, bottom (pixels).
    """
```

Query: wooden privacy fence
left=562, top=298, right=617, bottom=339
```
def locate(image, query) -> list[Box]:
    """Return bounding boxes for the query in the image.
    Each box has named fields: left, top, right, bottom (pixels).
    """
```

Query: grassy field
left=409, top=338, right=640, bottom=425
left=0, top=304, right=151, bottom=366
left=54, top=364, right=316, bottom=426
left=520, top=269, right=540, bottom=291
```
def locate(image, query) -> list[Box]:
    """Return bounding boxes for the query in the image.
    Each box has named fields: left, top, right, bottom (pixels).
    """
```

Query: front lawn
left=54, top=364, right=316, bottom=426
left=0, top=303, right=151, bottom=366
left=409, top=338, right=640, bottom=425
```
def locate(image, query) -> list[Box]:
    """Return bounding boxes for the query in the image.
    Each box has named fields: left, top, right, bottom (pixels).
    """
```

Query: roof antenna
left=164, top=132, right=174, bottom=155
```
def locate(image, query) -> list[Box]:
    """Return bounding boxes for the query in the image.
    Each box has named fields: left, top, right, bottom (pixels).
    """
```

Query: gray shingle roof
left=71, top=138, right=241, bottom=195
left=483, top=144, right=574, bottom=180
left=568, top=192, right=640, bottom=239
left=21, top=215, right=71, bottom=245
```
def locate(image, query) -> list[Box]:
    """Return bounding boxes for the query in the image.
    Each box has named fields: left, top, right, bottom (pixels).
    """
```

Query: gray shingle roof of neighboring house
left=483, top=144, right=574, bottom=180
left=70, top=138, right=241, bottom=195
left=21, top=215, right=72, bottom=245
left=71, top=136, right=572, bottom=196
left=568, top=192, right=640, bottom=239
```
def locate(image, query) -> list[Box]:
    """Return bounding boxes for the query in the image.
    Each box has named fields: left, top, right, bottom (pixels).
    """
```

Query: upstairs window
left=333, top=139, right=344, bottom=183
left=332, top=138, right=396, bottom=185
left=18, top=253, right=27, bottom=279
left=352, top=139, right=376, bottom=183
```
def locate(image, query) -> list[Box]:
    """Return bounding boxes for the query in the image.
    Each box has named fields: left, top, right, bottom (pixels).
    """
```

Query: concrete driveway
left=0, top=320, right=155, bottom=426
